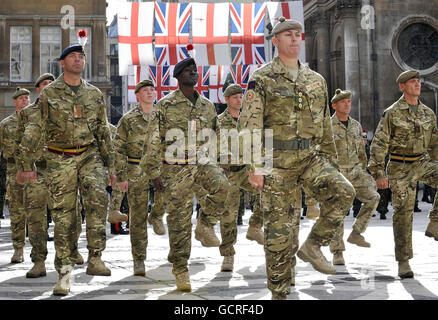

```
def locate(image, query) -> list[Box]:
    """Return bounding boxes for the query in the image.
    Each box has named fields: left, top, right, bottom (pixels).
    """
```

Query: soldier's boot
left=133, top=259, right=146, bottom=277
left=306, top=205, right=320, bottom=220
left=425, top=221, right=438, bottom=241
left=398, top=260, right=414, bottom=279
left=148, top=215, right=166, bottom=235
left=86, top=255, right=111, bottom=276
left=271, top=292, right=286, bottom=300
left=26, top=261, right=46, bottom=278
left=380, top=213, right=387, bottom=220
left=11, top=248, right=24, bottom=263
left=194, top=221, right=220, bottom=247
left=290, top=268, right=295, bottom=286
left=73, top=250, right=84, bottom=265
left=221, top=256, right=234, bottom=272
left=107, top=210, right=128, bottom=224
left=297, top=238, right=336, bottom=275
left=347, top=230, right=371, bottom=248
left=246, top=226, right=264, bottom=245
left=175, top=272, right=191, bottom=292
left=332, top=252, right=345, bottom=266
left=53, top=266, right=72, bottom=296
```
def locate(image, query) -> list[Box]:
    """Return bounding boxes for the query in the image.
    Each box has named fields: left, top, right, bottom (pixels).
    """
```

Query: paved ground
left=1, top=197, right=438, bottom=301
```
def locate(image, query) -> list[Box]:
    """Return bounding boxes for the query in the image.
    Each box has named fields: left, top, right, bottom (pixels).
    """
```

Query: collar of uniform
left=224, top=108, right=238, bottom=123
left=136, top=103, right=157, bottom=121
left=272, top=56, right=304, bottom=77
left=174, top=88, right=206, bottom=107
left=54, top=73, right=85, bottom=96
left=331, top=113, right=350, bottom=130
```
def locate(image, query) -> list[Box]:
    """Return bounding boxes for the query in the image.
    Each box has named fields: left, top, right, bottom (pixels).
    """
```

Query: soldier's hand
left=19, top=171, right=37, bottom=184
left=152, top=177, right=164, bottom=192
left=109, top=174, right=117, bottom=188
left=249, top=171, right=264, bottom=191
left=118, top=181, right=129, bottom=192
left=16, top=170, right=25, bottom=185
left=376, top=177, right=389, bottom=189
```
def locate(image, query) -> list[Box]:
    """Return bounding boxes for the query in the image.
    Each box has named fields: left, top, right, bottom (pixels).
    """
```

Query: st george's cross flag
left=154, top=2, right=192, bottom=66
left=266, top=1, right=306, bottom=63
left=117, top=1, right=154, bottom=75
left=191, top=2, right=231, bottom=66
left=230, top=2, right=267, bottom=65
left=209, top=66, right=230, bottom=104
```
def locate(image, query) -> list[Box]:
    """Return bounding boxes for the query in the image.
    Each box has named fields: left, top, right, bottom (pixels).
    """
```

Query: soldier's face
left=61, top=52, right=86, bottom=75
left=400, top=78, right=421, bottom=97
left=225, top=93, right=243, bottom=112
left=13, top=95, right=30, bottom=113
left=136, top=86, right=156, bottom=104
left=177, top=64, right=198, bottom=86
left=36, top=79, right=53, bottom=94
left=273, top=30, right=302, bottom=58
left=333, top=98, right=351, bottom=117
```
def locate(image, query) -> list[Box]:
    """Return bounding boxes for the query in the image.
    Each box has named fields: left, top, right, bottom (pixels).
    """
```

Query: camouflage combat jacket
left=114, top=104, right=157, bottom=181
left=140, top=89, right=218, bottom=180
left=237, top=56, right=337, bottom=171
left=331, top=114, right=367, bottom=171
left=368, top=95, right=438, bottom=179
left=17, top=74, right=114, bottom=173
left=0, top=112, right=19, bottom=172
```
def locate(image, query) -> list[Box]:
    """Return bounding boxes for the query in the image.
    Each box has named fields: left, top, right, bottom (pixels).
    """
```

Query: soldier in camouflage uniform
left=329, top=89, right=380, bottom=266
left=210, top=84, right=264, bottom=272
left=237, top=18, right=355, bottom=299
left=368, top=70, right=438, bottom=278
left=0, top=88, right=31, bottom=263
left=0, top=154, right=6, bottom=220
left=114, top=80, right=160, bottom=276
left=18, top=45, right=115, bottom=296
left=140, top=58, right=230, bottom=292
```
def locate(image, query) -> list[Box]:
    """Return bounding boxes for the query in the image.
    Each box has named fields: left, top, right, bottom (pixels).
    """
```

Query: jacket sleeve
left=140, top=104, right=163, bottom=180
left=368, top=110, right=391, bottom=180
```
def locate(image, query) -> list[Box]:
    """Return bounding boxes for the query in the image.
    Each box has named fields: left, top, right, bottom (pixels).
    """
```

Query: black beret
left=173, top=58, right=196, bottom=78
left=59, top=44, right=85, bottom=60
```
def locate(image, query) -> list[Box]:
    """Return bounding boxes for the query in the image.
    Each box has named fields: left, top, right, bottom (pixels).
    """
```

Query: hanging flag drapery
left=191, top=2, right=231, bottom=66
left=266, top=1, right=306, bottom=63
left=117, top=1, right=155, bottom=76
left=230, top=2, right=267, bottom=65
left=194, top=66, right=211, bottom=99
left=209, top=66, right=231, bottom=104
left=229, top=65, right=262, bottom=92
left=154, top=2, right=192, bottom=66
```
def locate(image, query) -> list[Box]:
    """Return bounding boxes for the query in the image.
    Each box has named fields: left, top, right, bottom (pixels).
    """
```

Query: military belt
left=47, top=144, right=91, bottom=157
left=6, top=157, right=15, bottom=164
left=273, top=138, right=312, bottom=150
left=163, top=157, right=197, bottom=165
left=390, top=153, right=424, bottom=164
left=229, top=165, right=246, bottom=172
left=128, top=157, right=141, bottom=165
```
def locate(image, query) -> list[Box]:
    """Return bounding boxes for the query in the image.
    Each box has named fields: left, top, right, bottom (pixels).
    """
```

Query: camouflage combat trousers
left=7, top=164, right=26, bottom=250
left=261, top=154, right=355, bottom=295
left=45, top=146, right=108, bottom=273
left=218, top=167, right=263, bottom=257
left=127, top=164, right=149, bottom=261
left=387, top=156, right=438, bottom=261
left=161, top=163, right=230, bottom=275
left=330, top=166, right=380, bottom=253
left=150, top=186, right=165, bottom=220
left=109, top=181, right=124, bottom=212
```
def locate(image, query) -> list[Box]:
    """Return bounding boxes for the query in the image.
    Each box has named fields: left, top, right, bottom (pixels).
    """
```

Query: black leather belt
left=390, top=153, right=424, bottom=164
left=273, top=138, right=312, bottom=150
left=229, top=165, right=246, bottom=172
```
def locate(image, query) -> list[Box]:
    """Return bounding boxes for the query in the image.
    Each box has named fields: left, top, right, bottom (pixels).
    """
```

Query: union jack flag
left=230, top=2, right=266, bottom=65
left=154, top=2, right=191, bottom=66
left=195, top=66, right=210, bottom=99
left=148, top=65, right=178, bottom=100
left=229, top=65, right=261, bottom=91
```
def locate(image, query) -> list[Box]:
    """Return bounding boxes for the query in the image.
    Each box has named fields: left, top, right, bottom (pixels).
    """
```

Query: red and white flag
left=154, top=2, right=191, bottom=66
left=117, top=2, right=155, bottom=75
left=127, top=65, right=149, bottom=103
left=266, top=1, right=306, bottom=63
left=209, top=66, right=230, bottom=104
left=191, top=3, right=231, bottom=66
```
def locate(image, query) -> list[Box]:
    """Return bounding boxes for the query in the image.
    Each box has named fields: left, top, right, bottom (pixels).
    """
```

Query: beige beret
left=266, top=16, right=303, bottom=40
left=331, top=88, right=351, bottom=104
left=12, top=87, right=30, bottom=99
left=35, top=73, right=55, bottom=87
left=396, top=70, right=420, bottom=84
left=224, top=84, right=243, bottom=97
left=135, top=79, right=154, bottom=93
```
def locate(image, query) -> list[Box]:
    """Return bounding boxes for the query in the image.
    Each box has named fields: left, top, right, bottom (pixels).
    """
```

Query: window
left=40, top=26, right=61, bottom=78
left=10, top=26, right=32, bottom=82
left=70, top=27, right=91, bottom=80
left=110, top=43, right=118, bottom=56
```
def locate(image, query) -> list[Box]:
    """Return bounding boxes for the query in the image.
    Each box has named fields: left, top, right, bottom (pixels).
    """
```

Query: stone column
left=32, top=17, right=40, bottom=83
left=313, top=11, right=331, bottom=92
